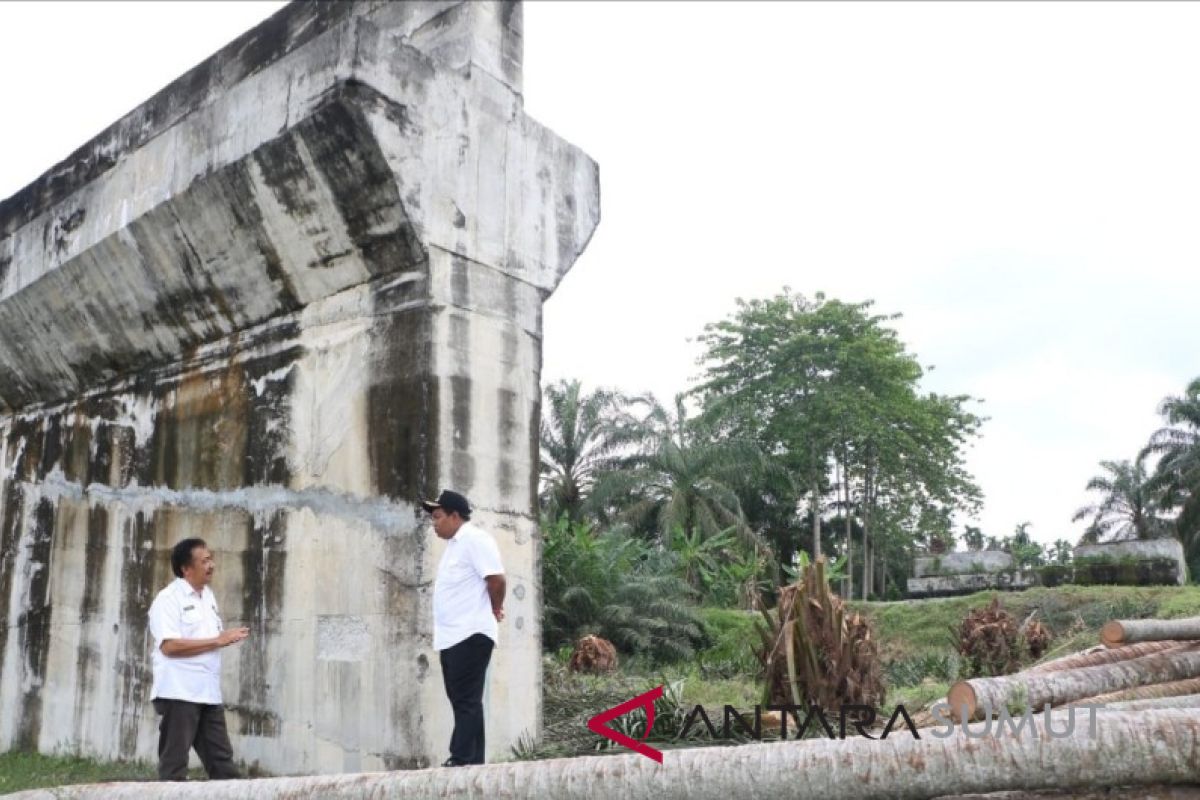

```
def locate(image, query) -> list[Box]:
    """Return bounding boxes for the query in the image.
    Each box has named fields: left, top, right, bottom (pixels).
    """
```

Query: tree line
left=539, top=289, right=984, bottom=641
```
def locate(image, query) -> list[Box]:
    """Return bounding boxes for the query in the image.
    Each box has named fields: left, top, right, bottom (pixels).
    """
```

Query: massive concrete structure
left=0, top=0, right=597, bottom=774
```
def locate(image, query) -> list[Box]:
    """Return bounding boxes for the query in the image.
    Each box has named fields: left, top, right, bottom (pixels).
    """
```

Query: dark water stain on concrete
left=450, top=374, right=474, bottom=492
left=237, top=510, right=287, bottom=738
left=116, top=511, right=160, bottom=759
left=451, top=256, right=470, bottom=307
left=243, top=341, right=300, bottom=487
left=80, top=506, right=108, bottom=623
left=88, top=422, right=113, bottom=487
left=222, top=162, right=301, bottom=310
left=8, top=416, right=44, bottom=482
left=172, top=358, right=250, bottom=491
left=367, top=310, right=439, bottom=502
left=450, top=376, right=471, bottom=452
left=13, top=497, right=56, bottom=751
left=0, top=480, right=25, bottom=685
left=497, top=388, right=518, bottom=498
left=62, top=412, right=93, bottom=486
left=71, top=643, right=100, bottom=747
left=37, top=417, right=63, bottom=480
left=298, top=91, right=424, bottom=277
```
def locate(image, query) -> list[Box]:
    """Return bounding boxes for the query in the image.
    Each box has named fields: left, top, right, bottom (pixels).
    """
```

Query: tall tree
left=588, top=394, right=774, bottom=559
left=538, top=379, right=639, bottom=523
left=1072, top=455, right=1169, bottom=543
left=1143, top=377, right=1200, bottom=566
left=694, top=289, right=982, bottom=597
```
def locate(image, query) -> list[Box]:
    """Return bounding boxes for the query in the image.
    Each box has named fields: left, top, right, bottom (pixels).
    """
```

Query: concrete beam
left=0, top=0, right=596, bottom=774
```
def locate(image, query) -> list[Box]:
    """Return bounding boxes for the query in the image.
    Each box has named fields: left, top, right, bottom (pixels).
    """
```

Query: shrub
left=542, top=517, right=705, bottom=663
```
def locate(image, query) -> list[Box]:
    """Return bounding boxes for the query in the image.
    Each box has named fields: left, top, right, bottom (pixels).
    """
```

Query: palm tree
left=1143, top=377, right=1200, bottom=561
left=541, top=517, right=703, bottom=662
left=1072, top=456, right=1168, bottom=543
left=539, top=379, right=640, bottom=523
left=589, top=394, right=776, bottom=559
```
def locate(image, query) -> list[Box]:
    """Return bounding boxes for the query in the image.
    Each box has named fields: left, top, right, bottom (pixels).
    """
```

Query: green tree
left=694, top=289, right=983, bottom=598
left=961, top=525, right=985, bottom=552
left=1143, top=377, right=1200, bottom=568
left=540, top=517, right=703, bottom=662
left=589, top=394, right=774, bottom=559
left=1071, top=455, right=1168, bottom=543
left=1004, top=522, right=1045, bottom=569
left=539, top=379, right=640, bottom=523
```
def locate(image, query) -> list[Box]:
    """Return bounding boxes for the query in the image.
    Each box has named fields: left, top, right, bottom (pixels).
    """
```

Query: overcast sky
left=2, top=2, right=1198, bottom=547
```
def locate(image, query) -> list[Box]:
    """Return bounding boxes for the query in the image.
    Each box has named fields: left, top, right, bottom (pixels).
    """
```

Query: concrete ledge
left=907, top=571, right=1036, bottom=599
left=913, top=551, right=1012, bottom=578
left=1073, top=539, right=1188, bottom=586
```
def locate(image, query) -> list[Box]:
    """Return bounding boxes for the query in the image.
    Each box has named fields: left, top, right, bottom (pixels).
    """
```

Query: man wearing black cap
left=423, top=489, right=506, bottom=767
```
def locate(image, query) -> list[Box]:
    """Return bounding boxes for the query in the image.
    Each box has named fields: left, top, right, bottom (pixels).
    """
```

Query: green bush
left=695, top=607, right=761, bottom=678
left=542, top=517, right=705, bottom=663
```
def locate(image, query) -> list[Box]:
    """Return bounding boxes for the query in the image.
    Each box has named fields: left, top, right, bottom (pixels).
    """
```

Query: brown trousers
left=153, top=698, right=240, bottom=781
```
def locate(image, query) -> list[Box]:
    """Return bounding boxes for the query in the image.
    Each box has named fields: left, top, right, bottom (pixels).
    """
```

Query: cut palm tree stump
left=758, top=556, right=885, bottom=711
left=10, top=710, right=1199, bottom=800
left=1067, top=674, right=1200, bottom=706
left=1023, top=618, right=1052, bottom=660
left=1101, top=616, right=1200, bottom=647
left=953, top=598, right=1023, bottom=678
left=1027, top=640, right=1181, bottom=673
left=946, top=645, right=1200, bottom=720
left=567, top=634, right=619, bottom=674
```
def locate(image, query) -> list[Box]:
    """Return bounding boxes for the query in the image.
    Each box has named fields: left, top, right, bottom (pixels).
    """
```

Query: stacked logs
left=946, top=615, right=1200, bottom=722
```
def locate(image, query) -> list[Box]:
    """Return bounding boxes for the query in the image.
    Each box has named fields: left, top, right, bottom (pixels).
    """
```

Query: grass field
left=0, top=751, right=201, bottom=795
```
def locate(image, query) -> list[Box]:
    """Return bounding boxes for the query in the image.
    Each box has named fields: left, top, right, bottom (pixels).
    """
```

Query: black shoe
left=441, top=757, right=467, bottom=768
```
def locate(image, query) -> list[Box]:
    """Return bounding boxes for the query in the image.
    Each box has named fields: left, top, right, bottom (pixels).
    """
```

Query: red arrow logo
left=586, top=684, right=664, bottom=763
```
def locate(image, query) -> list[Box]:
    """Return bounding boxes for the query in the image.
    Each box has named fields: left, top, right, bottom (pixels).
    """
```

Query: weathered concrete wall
left=0, top=0, right=597, bottom=774
left=906, top=571, right=1036, bottom=599
left=912, top=551, right=1013, bottom=578
left=907, top=550, right=1027, bottom=598
left=1074, top=539, right=1188, bottom=586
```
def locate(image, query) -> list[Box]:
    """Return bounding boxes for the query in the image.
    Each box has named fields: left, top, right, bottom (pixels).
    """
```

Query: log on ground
left=6, top=709, right=1200, bottom=800
left=1028, top=641, right=1182, bottom=673
left=1101, top=618, right=1200, bottom=647
left=947, top=646, right=1200, bottom=720
left=935, top=787, right=1200, bottom=800
left=1069, top=676, right=1200, bottom=707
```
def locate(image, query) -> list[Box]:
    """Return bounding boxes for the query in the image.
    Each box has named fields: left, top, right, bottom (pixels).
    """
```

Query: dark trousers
left=153, top=698, right=240, bottom=781
left=439, top=633, right=495, bottom=764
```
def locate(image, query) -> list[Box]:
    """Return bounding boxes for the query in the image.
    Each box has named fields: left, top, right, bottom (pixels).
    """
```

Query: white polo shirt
left=147, top=577, right=225, bottom=705
left=433, top=521, right=505, bottom=651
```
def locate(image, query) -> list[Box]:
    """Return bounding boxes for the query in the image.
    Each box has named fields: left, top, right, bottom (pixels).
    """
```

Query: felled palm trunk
left=1027, top=641, right=1182, bottom=673
left=1105, top=692, right=1200, bottom=711
left=11, top=710, right=1200, bottom=800
left=1068, top=675, right=1200, bottom=706
left=947, top=646, right=1200, bottom=721
left=1102, top=617, right=1200, bottom=647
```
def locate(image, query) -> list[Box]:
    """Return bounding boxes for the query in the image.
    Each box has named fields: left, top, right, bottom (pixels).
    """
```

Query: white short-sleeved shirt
left=147, top=577, right=225, bottom=705
left=433, top=521, right=505, bottom=651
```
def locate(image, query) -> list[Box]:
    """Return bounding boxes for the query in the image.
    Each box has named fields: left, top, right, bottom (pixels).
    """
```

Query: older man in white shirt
left=147, top=538, right=249, bottom=781
left=424, top=489, right=505, bottom=767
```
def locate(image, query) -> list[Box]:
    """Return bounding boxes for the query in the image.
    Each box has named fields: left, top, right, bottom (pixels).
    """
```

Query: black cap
left=422, top=489, right=472, bottom=519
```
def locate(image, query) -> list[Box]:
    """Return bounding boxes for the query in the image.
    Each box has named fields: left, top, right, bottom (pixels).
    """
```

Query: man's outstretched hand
left=219, top=627, right=250, bottom=647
